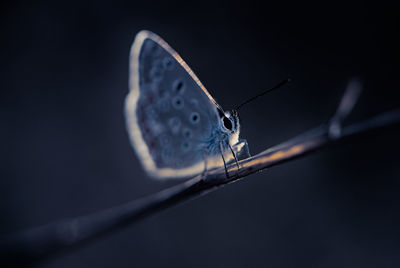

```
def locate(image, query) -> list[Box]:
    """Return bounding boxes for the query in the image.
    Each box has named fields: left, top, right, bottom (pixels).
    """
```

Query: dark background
left=1, top=0, right=400, bottom=267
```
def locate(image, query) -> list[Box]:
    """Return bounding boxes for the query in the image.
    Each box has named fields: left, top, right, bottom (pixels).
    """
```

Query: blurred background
left=1, top=0, right=399, bottom=267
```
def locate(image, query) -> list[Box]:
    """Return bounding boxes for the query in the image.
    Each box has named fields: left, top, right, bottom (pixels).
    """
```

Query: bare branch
left=1, top=80, right=400, bottom=266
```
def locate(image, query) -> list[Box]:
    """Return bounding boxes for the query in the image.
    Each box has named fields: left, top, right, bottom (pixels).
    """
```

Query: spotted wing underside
left=125, top=30, right=222, bottom=178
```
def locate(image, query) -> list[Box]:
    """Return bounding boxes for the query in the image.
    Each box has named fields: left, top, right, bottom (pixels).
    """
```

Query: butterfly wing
left=125, top=30, right=224, bottom=179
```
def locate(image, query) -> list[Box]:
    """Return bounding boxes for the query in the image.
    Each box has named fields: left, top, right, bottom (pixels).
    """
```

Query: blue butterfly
left=125, top=30, right=250, bottom=179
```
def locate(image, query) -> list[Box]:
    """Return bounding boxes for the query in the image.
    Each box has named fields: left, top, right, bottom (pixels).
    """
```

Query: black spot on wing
left=172, top=96, right=184, bottom=109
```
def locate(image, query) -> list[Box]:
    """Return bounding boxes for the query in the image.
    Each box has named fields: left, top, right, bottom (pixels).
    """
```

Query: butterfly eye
left=172, top=96, right=184, bottom=109
left=222, top=117, right=233, bottom=131
left=190, top=112, right=200, bottom=124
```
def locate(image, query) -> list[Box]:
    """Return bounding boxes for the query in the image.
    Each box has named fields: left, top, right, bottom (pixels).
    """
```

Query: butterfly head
left=218, top=108, right=240, bottom=135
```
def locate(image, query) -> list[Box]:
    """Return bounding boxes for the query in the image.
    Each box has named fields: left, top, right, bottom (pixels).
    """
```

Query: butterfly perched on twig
left=125, top=30, right=249, bottom=179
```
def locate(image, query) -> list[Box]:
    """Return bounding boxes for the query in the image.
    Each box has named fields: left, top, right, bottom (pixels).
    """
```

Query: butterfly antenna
left=235, top=78, right=291, bottom=111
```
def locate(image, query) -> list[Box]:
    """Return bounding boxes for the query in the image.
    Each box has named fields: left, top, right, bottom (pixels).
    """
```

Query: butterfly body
left=125, top=30, right=249, bottom=179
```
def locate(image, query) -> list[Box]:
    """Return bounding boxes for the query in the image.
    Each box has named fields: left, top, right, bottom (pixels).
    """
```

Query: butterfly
left=125, top=30, right=250, bottom=179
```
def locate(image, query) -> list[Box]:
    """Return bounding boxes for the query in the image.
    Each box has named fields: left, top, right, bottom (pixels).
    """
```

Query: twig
left=1, top=79, right=400, bottom=266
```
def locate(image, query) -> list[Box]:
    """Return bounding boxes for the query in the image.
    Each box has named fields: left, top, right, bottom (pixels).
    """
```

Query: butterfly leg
left=228, top=143, right=240, bottom=179
left=219, top=142, right=229, bottom=179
